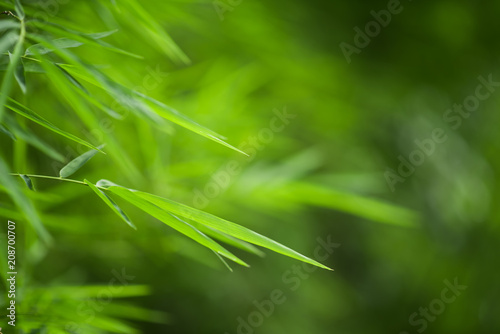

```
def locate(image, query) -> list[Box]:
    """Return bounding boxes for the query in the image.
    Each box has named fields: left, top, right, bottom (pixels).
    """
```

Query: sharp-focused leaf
left=20, top=174, right=34, bottom=190
left=84, top=179, right=136, bottom=230
left=108, top=185, right=331, bottom=270
left=191, top=222, right=266, bottom=257
left=106, top=186, right=249, bottom=267
left=59, top=145, right=105, bottom=178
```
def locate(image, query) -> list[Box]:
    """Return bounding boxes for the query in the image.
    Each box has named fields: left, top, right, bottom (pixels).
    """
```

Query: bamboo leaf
left=59, top=145, right=105, bottom=178
left=84, top=179, right=136, bottom=230
left=0, top=19, right=19, bottom=31
left=191, top=222, right=265, bottom=257
left=108, top=185, right=331, bottom=270
left=106, top=186, right=249, bottom=267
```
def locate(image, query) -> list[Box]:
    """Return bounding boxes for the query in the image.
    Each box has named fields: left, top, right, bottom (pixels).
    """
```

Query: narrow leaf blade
left=60, top=145, right=104, bottom=178
left=108, top=187, right=249, bottom=267
left=84, top=180, right=136, bottom=230
left=109, top=186, right=331, bottom=270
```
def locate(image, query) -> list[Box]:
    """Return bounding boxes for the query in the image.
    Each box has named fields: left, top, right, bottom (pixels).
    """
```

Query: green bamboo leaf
left=84, top=179, right=136, bottom=230
left=8, top=51, right=26, bottom=93
left=59, top=145, right=105, bottom=178
left=4, top=97, right=102, bottom=152
left=14, top=0, right=24, bottom=20
left=108, top=186, right=331, bottom=270
left=106, top=186, right=249, bottom=267
left=191, top=222, right=265, bottom=257
left=20, top=174, right=34, bottom=190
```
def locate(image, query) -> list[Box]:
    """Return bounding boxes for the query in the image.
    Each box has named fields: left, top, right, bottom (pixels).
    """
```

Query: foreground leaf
left=84, top=179, right=136, bottom=230
left=106, top=186, right=249, bottom=267
left=107, top=185, right=331, bottom=270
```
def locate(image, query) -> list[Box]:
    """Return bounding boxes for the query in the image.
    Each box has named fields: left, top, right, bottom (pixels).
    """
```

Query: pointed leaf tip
left=59, top=144, right=105, bottom=178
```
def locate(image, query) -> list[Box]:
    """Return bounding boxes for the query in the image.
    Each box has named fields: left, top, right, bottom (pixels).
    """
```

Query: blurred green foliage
left=0, top=0, right=499, bottom=333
